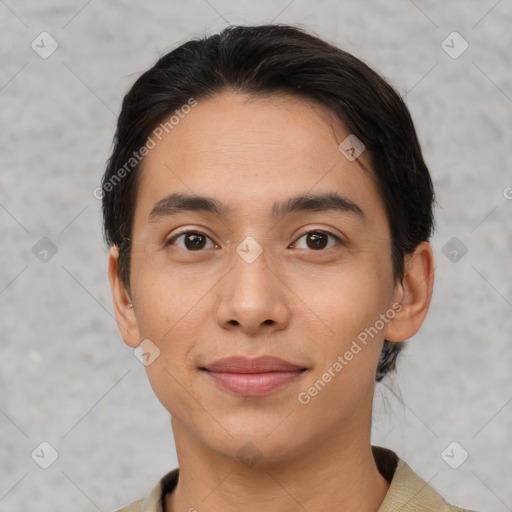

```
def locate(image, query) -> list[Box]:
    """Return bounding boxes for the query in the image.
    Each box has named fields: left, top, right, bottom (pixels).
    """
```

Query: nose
left=215, top=243, right=291, bottom=336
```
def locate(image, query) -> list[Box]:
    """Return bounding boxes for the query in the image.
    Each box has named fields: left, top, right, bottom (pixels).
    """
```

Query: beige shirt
left=115, top=446, right=477, bottom=512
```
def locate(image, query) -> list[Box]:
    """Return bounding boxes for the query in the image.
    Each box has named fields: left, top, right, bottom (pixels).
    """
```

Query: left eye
left=292, top=231, right=340, bottom=250
left=166, top=231, right=217, bottom=251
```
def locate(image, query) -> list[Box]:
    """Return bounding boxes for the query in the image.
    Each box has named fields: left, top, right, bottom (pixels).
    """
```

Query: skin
left=109, top=91, right=434, bottom=512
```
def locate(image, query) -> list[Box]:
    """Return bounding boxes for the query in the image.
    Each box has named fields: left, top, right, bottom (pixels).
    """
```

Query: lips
left=201, top=356, right=307, bottom=397
left=203, top=355, right=305, bottom=373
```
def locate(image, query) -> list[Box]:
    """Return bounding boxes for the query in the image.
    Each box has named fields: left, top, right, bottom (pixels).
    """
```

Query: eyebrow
left=148, top=192, right=364, bottom=222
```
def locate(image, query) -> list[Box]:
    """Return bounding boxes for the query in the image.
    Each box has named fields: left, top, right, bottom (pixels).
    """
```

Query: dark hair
left=102, top=24, right=434, bottom=381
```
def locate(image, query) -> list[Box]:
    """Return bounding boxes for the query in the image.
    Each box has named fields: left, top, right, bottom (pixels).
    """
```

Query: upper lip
left=201, top=356, right=306, bottom=373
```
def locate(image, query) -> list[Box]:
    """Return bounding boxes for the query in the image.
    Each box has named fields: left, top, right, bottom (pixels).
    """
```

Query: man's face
left=120, top=92, right=401, bottom=463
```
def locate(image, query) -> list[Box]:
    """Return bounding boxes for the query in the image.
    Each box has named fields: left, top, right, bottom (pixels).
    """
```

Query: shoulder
left=112, top=468, right=179, bottom=512
left=114, top=500, right=143, bottom=512
left=374, top=447, right=479, bottom=512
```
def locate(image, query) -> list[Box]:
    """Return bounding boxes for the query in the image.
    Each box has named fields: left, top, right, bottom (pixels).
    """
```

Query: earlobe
left=108, top=246, right=141, bottom=348
left=384, top=241, right=434, bottom=343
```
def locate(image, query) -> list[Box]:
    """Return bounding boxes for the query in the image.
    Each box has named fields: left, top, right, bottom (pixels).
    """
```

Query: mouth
left=200, top=355, right=308, bottom=397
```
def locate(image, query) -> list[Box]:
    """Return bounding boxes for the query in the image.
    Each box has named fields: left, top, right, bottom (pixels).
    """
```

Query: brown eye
left=293, top=231, right=339, bottom=251
left=167, top=231, right=216, bottom=251
left=184, top=233, right=207, bottom=250
left=306, top=232, right=328, bottom=249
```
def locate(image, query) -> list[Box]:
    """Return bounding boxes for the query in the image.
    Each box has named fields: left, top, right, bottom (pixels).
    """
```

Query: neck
left=165, top=422, right=389, bottom=512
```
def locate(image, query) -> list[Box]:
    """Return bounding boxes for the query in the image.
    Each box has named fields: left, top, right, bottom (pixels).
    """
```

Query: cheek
left=293, top=268, right=390, bottom=422
left=129, top=249, right=215, bottom=391
left=292, top=258, right=393, bottom=341
left=133, top=275, right=208, bottom=358
left=134, top=273, right=211, bottom=419
left=294, top=262, right=394, bottom=401
left=130, top=241, right=211, bottom=336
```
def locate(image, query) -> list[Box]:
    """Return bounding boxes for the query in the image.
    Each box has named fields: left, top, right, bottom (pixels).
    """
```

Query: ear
left=384, top=241, right=434, bottom=342
left=108, top=246, right=141, bottom=348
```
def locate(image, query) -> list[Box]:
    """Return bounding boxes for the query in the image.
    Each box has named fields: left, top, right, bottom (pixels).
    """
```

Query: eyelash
left=164, top=229, right=342, bottom=252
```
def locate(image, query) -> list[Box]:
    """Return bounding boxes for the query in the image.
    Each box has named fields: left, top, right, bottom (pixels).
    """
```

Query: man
left=102, top=24, right=477, bottom=512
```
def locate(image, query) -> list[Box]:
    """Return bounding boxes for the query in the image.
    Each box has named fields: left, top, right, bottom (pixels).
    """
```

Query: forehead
left=133, top=91, right=386, bottom=230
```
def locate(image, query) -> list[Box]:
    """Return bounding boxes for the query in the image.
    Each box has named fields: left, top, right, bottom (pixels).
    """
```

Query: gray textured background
left=1, top=1, right=511, bottom=511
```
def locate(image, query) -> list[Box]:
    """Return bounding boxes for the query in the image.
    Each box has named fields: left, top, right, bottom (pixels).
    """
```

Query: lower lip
left=204, top=370, right=304, bottom=397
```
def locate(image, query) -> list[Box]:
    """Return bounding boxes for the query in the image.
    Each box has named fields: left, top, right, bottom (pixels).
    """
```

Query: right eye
left=165, top=231, right=218, bottom=251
